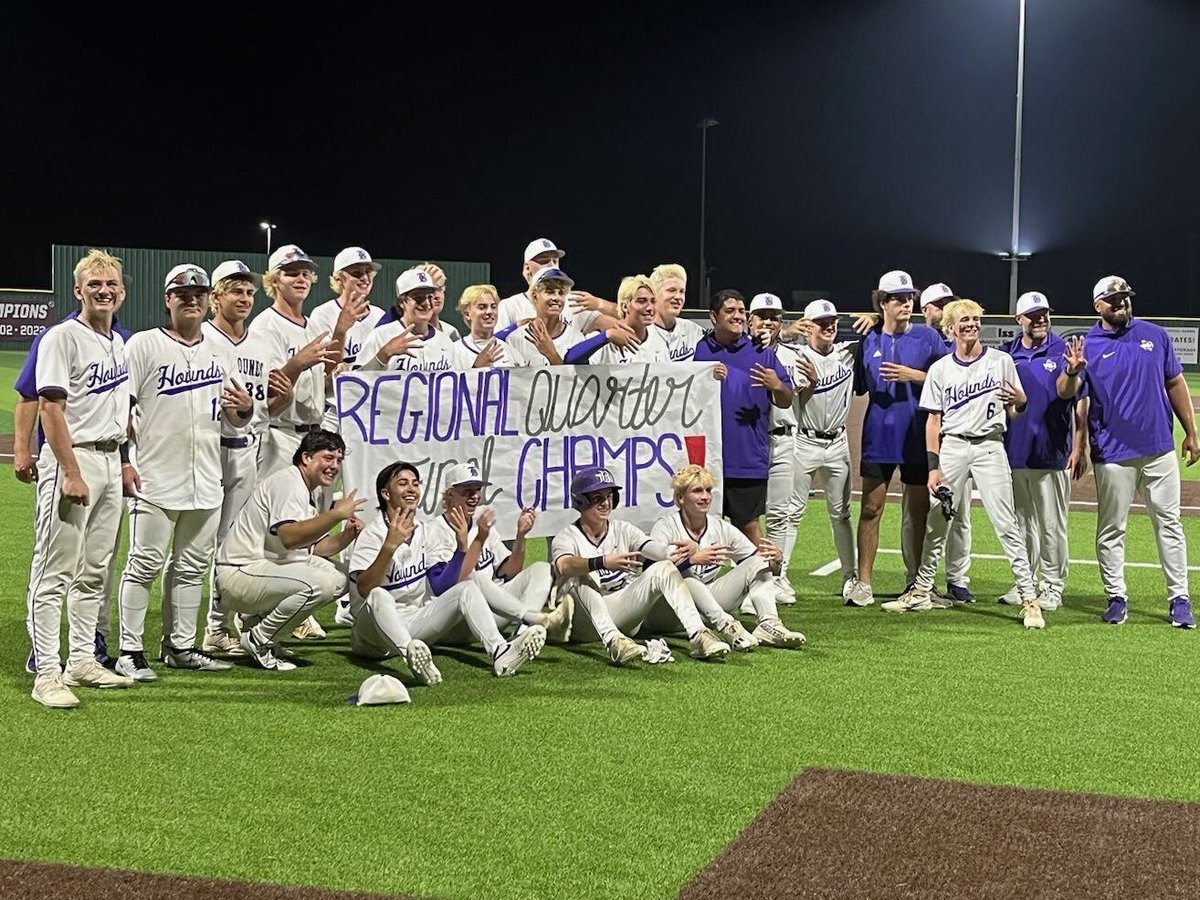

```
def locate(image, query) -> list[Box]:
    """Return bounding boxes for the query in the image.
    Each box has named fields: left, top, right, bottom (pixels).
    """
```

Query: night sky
left=6, top=0, right=1200, bottom=316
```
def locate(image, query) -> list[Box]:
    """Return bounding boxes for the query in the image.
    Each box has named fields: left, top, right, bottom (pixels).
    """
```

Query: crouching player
left=214, top=431, right=362, bottom=670
left=348, top=461, right=546, bottom=682
left=649, top=466, right=806, bottom=649
left=552, top=466, right=731, bottom=665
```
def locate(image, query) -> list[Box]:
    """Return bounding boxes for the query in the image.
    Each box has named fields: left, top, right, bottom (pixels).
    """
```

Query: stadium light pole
left=1006, top=0, right=1028, bottom=312
left=698, top=117, right=719, bottom=306
left=260, top=221, right=277, bottom=259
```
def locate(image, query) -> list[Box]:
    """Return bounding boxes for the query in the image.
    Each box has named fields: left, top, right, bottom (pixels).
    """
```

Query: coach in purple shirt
left=693, top=289, right=793, bottom=544
left=1075, top=275, right=1199, bottom=628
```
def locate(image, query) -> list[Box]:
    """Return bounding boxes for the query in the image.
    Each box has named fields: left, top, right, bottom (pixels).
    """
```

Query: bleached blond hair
left=649, top=263, right=687, bottom=293
left=671, top=464, right=716, bottom=502
left=458, top=284, right=499, bottom=316
left=617, top=274, right=655, bottom=319
left=73, top=249, right=124, bottom=286
left=942, top=298, right=984, bottom=332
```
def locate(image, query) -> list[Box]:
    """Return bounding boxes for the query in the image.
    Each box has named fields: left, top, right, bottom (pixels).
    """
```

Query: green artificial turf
left=3, top=469, right=1199, bottom=900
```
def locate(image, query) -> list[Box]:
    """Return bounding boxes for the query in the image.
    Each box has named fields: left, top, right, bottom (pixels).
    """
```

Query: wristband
left=927, top=451, right=940, bottom=471
left=1015, top=402, right=1028, bottom=414
left=119, top=442, right=131, bottom=464
left=587, top=556, right=605, bottom=572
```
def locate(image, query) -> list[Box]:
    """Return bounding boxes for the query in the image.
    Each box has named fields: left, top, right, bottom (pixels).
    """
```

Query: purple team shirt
left=1002, top=332, right=1074, bottom=470
left=693, top=333, right=793, bottom=479
left=1081, top=318, right=1182, bottom=464
left=854, top=324, right=947, bottom=464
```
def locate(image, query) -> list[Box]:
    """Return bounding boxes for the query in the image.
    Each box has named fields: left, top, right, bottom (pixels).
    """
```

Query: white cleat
left=716, top=617, right=758, bottom=652
left=162, top=647, right=234, bottom=671
left=541, top=594, right=574, bottom=643
left=202, top=629, right=248, bottom=656
left=880, top=587, right=934, bottom=613
left=63, top=658, right=134, bottom=689
left=31, top=673, right=80, bottom=709
left=607, top=634, right=644, bottom=666
left=1021, top=599, right=1046, bottom=629
left=114, top=652, right=158, bottom=683
left=239, top=628, right=297, bottom=672
left=773, top=574, right=797, bottom=605
left=333, top=599, right=355, bottom=628
left=688, top=629, right=731, bottom=660
left=291, top=615, right=326, bottom=641
left=997, top=585, right=1023, bottom=606
left=751, top=618, right=807, bottom=648
left=1037, top=591, right=1062, bottom=612
left=844, top=580, right=875, bottom=607
left=404, top=640, right=442, bottom=685
left=493, top=625, right=547, bottom=677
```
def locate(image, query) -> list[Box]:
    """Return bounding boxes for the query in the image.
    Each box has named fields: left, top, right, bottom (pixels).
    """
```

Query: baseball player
left=496, top=238, right=566, bottom=331
left=424, top=463, right=571, bottom=640
left=1073, top=276, right=1198, bottom=627
left=789, top=300, right=858, bottom=599
left=564, top=275, right=671, bottom=364
left=27, top=248, right=136, bottom=706
left=356, top=268, right=457, bottom=372
left=417, top=262, right=461, bottom=342
left=883, top=299, right=1043, bottom=628
left=650, top=263, right=706, bottom=362
left=348, top=461, right=546, bottom=680
left=448, top=285, right=516, bottom=369
left=552, top=466, right=731, bottom=665
left=215, top=430, right=365, bottom=670
left=114, top=265, right=254, bottom=680
left=847, top=271, right=946, bottom=607
left=503, top=268, right=591, bottom=367
left=648, top=465, right=806, bottom=649
left=996, top=292, right=1083, bottom=611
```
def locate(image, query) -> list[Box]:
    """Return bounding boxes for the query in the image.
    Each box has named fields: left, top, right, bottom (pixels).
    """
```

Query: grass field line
left=808, top=548, right=1200, bottom=577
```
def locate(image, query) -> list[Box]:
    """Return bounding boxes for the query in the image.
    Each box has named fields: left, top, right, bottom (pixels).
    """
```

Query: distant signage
left=1165, top=326, right=1199, bottom=365
left=0, top=293, right=57, bottom=341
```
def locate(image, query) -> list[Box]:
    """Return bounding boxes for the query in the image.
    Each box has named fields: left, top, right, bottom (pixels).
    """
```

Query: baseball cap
left=268, top=244, right=316, bottom=272
left=395, top=267, right=438, bottom=296
left=445, top=462, right=491, bottom=488
left=531, top=266, right=574, bottom=289
left=803, top=298, right=840, bottom=321
left=163, top=264, right=210, bottom=291
left=749, top=293, right=784, bottom=314
left=524, top=238, right=565, bottom=263
left=1015, top=291, right=1051, bottom=317
left=919, top=283, right=954, bottom=308
left=334, top=246, right=382, bottom=273
left=355, top=674, right=411, bottom=707
left=877, top=270, right=918, bottom=295
left=211, top=259, right=263, bottom=287
left=1093, top=275, right=1135, bottom=301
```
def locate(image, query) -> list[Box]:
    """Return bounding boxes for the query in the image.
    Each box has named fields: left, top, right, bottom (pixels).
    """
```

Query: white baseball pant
left=644, top=555, right=779, bottom=633
left=914, top=436, right=1035, bottom=599
left=1011, top=467, right=1070, bottom=599
left=26, top=445, right=122, bottom=677
left=765, top=427, right=796, bottom=554
left=215, top=555, right=347, bottom=645
left=118, top=499, right=220, bottom=653
left=564, top=560, right=707, bottom=644
left=350, top=581, right=506, bottom=659
left=442, top=562, right=554, bottom=643
left=206, top=437, right=261, bottom=634
left=790, top=431, right=856, bottom=583
left=1093, top=452, right=1189, bottom=601
left=910, top=479, right=973, bottom=586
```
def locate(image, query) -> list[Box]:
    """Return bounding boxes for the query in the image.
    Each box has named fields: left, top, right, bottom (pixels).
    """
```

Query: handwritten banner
left=335, top=363, right=724, bottom=538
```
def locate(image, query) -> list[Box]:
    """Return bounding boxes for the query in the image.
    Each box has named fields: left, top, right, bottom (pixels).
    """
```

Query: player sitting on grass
left=552, top=466, right=731, bottom=665
left=648, top=465, right=806, bottom=650
left=347, top=462, right=546, bottom=684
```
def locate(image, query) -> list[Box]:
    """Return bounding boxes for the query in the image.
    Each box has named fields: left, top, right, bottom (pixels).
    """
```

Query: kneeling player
left=348, top=462, right=546, bottom=682
left=649, top=466, right=806, bottom=649
left=552, top=466, right=731, bottom=665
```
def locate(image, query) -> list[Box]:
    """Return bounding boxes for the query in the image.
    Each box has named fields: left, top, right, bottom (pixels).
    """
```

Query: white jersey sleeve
left=218, top=467, right=316, bottom=565
left=36, top=319, right=130, bottom=445
left=921, top=348, right=1015, bottom=439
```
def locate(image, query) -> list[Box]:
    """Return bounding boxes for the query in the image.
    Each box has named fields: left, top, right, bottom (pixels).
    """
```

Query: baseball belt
left=769, top=425, right=795, bottom=437
left=800, top=427, right=845, bottom=441
left=73, top=440, right=121, bottom=453
left=220, top=436, right=251, bottom=449
left=270, top=423, right=321, bottom=434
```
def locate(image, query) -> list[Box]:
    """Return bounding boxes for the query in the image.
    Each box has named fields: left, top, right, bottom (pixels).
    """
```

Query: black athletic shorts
left=723, top=477, right=768, bottom=527
left=860, top=461, right=928, bottom=487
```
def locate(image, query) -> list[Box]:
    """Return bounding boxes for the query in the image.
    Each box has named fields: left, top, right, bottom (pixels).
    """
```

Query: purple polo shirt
left=1002, top=332, right=1074, bottom=470
left=694, top=333, right=793, bottom=479
left=854, top=324, right=947, bottom=464
left=1080, top=318, right=1182, bottom=464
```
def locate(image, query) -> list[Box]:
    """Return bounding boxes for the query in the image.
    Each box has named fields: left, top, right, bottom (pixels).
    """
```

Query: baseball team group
left=15, top=238, right=1198, bottom=709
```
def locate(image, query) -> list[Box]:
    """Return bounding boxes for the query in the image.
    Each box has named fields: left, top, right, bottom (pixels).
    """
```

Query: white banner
left=335, top=363, right=724, bottom=538
left=1165, top=326, right=1199, bottom=365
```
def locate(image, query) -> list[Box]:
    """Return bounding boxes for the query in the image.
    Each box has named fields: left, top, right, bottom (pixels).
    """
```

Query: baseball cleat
left=928, top=586, right=954, bottom=609
left=1020, top=600, right=1046, bottom=629
left=844, top=580, right=875, bottom=607
left=841, top=577, right=857, bottom=602
left=291, top=615, right=326, bottom=641
left=333, top=599, right=355, bottom=628
left=881, top=587, right=933, bottom=613
left=1101, top=597, right=1129, bottom=625
left=31, top=673, right=80, bottom=709
left=773, top=574, right=797, bottom=605
left=606, top=634, right=643, bottom=666
left=688, top=629, right=731, bottom=660
left=162, top=647, right=234, bottom=672
left=1169, top=597, right=1195, bottom=629
left=946, top=582, right=976, bottom=603
left=1037, top=591, right=1062, bottom=612
left=404, top=640, right=442, bottom=685
left=997, top=586, right=1022, bottom=606
left=115, top=652, right=158, bottom=683
left=63, top=659, right=134, bottom=689
left=492, top=625, right=546, bottom=677
left=202, top=629, right=248, bottom=656
left=716, top=617, right=758, bottom=652
left=239, top=628, right=297, bottom=671
left=542, top=594, right=574, bottom=643
left=751, top=617, right=806, bottom=648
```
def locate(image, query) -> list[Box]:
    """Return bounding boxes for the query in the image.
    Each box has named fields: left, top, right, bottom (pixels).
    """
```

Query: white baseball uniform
left=652, top=317, right=707, bottom=362
left=504, top=320, right=588, bottom=367
left=581, top=327, right=672, bottom=365
left=551, top=520, right=707, bottom=643
left=448, top=335, right=517, bottom=369
left=356, top=322, right=458, bottom=373
left=496, top=291, right=598, bottom=333
left=765, top=342, right=801, bottom=563
left=118, top=327, right=236, bottom=653
left=913, top=349, right=1035, bottom=600
left=308, top=298, right=386, bottom=431
left=28, top=317, right=129, bottom=677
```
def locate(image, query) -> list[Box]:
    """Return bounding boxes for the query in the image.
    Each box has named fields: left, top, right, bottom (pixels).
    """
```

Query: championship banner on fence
left=335, top=363, right=723, bottom=539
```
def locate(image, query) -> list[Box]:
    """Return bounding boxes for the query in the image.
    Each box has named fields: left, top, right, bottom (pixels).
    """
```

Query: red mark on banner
left=684, top=435, right=706, bottom=466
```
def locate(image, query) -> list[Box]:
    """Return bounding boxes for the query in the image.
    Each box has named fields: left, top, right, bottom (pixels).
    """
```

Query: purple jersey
left=1080, top=318, right=1182, bottom=464
left=854, top=324, right=947, bottom=464
left=1002, top=332, right=1074, bottom=470
left=694, top=333, right=793, bottom=479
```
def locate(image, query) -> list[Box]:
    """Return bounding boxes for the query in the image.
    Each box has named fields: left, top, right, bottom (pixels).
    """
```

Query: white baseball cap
left=803, top=298, right=840, bottom=321
left=355, top=674, right=411, bottom=706
left=163, top=264, right=210, bottom=291
left=333, top=246, right=382, bottom=273
left=1015, top=291, right=1051, bottom=317
left=268, top=244, right=316, bottom=272
left=1093, top=275, right=1135, bottom=301
left=749, top=293, right=784, bottom=314
left=211, top=259, right=263, bottom=287
left=445, top=461, right=491, bottom=488
left=877, top=270, right=918, bottom=294
left=395, top=267, right=438, bottom=296
left=524, top=238, right=564, bottom=263
left=919, top=283, right=954, bottom=308
left=531, top=266, right=574, bottom=289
